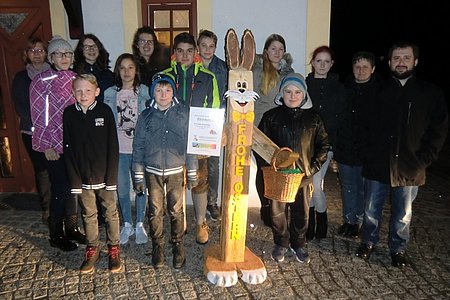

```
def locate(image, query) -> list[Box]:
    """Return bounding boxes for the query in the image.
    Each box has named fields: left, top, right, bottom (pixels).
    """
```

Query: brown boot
left=196, top=222, right=209, bottom=244
left=80, top=245, right=100, bottom=274
left=108, top=245, right=122, bottom=273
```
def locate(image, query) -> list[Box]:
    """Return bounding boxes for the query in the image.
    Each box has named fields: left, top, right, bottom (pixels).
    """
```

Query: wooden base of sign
left=204, top=244, right=267, bottom=287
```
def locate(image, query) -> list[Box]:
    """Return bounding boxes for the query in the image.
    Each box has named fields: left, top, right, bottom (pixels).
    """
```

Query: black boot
left=49, top=219, right=77, bottom=252
left=172, top=241, right=186, bottom=269
left=315, top=211, right=328, bottom=239
left=306, top=207, right=315, bottom=241
left=65, top=214, right=86, bottom=244
left=152, top=241, right=165, bottom=268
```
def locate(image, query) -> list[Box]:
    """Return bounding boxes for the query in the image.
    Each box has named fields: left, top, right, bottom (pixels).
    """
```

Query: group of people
left=11, top=26, right=448, bottom=274
left=254, top=37, right=448, bottom=268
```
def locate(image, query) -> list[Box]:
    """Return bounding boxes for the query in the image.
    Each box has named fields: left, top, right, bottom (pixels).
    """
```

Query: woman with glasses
left=74, top=34, right=114, bottom=102
left=12, top=37, right=51, bottom=225
left=132, top=26, right=170, bottom=86
left=29, top=36, right=86, bottom=251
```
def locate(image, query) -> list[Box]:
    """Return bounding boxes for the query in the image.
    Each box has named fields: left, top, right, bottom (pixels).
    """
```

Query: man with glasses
left=163, top=32, right=220, bottom=245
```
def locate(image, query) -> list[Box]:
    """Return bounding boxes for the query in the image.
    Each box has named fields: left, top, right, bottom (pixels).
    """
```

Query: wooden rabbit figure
left=203, top=28, right=267, bottom=287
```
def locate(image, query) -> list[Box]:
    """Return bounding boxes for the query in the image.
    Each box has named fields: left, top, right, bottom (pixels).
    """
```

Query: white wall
left=212, top=0, right=308, bottom=75
left=81, top=0, right=125, bottom=68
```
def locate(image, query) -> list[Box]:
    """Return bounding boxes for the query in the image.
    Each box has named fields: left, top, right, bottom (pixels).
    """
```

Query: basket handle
left=271, top=147, right=295, bottom=171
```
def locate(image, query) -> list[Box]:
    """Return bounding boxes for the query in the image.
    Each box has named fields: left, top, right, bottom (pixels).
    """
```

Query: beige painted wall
left=198, top=0, right=212, bottom=33
left=49, top=0, right=68, bottom=39
left=306, top=0, right=331, bottom=74
left=123, top=0, right=140, bottom=53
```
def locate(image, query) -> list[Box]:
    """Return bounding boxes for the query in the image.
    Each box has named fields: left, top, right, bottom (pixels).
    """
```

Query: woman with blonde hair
left=252, top=33, right=294, bottom=226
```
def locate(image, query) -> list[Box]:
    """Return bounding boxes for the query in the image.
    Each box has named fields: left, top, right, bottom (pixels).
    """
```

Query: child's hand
left=133, top=178, right=145, bottom=195
left=44, top=148, right=60, bottom=161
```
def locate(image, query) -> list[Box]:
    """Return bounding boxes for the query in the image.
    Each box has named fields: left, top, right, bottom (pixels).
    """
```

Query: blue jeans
left=118, top=153, right=147, bottom=224
left=338, top=163, right=364, bottom=225
left=79, top=189, right=120, bottom=247
left=146, top=172, right=185, bottom=244
left=362, top=179, right=418, bottom=253
left=310, top=151, right=333, bottom=212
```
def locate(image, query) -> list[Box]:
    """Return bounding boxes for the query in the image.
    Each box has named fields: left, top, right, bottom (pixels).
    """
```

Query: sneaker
left=271, top=245, right=288, bottom=262
left=108, top=245, right=122, bottom=273
left=293, top=247, right=310, bottom=264
left=80, top=245, right=100, bottom=274
left=172, top=242, right=186, bottom=269
left=119, top=222, right=134, bottom=244
left=135, top=222, right=149, bottom=244
left=207, top=205, right=221, bottom=221
left=152, top=243, right=165, bottom=268
left=196, top=222, right=209, bottom=245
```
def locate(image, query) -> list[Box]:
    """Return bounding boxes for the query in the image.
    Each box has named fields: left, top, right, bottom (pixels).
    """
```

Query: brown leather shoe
left=196, top=222, right=209, bottom=245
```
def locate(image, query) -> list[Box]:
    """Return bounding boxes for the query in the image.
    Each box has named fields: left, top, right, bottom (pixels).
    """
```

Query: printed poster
left=187, top=107, right=225, bottom=157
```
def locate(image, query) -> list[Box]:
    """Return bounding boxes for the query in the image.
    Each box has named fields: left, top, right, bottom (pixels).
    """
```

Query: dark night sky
left=330, top=0, right=450, bottom=102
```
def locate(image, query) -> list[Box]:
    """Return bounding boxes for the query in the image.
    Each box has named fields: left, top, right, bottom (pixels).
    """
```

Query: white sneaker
left=119, top=222, right=134, bottom=244
left=135, top=222, right=148, bottom=244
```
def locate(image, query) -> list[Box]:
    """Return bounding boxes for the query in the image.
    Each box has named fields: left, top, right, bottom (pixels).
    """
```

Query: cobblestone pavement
left=1, top=166, right=449, bottom=299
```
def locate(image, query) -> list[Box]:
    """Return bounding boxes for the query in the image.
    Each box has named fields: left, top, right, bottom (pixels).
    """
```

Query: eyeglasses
left=52, top=52, right=74, bottom=58
left=28, top=48, right=46, bottom=54
left=138, top=39, right=154, bottom=46
left=83, top=44, right=98, bottom=51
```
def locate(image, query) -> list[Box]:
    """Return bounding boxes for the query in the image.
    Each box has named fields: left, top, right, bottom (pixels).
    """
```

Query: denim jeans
left=79, top=188, right=120, bottom=247
left=270, top=187, right=311, bottom=249
left=362, top=179, right=418, bottom=253
left=118, top=153, right=147, bottom=224
left=146, top=172, right=184, bottom=244
left=338, top=163, right=364, bottom=225
left=311, top=151, right=333, bottom=212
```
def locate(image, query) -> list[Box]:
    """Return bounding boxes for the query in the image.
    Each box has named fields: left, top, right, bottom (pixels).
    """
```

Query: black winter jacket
left=63, top=102, right=119, bottom=193
left=258, top=105, right=330, bottom=178
left=362, top=75, right=448, bottom=186
left=306, top=72, right=346, bottom=148
left=334, top=75, right=381, bottom=166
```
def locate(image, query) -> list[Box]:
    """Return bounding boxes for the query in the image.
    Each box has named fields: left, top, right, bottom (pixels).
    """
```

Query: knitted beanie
left=47, top=35, right=73, bottom=60
left=274, top=73, right=311, bottom=108
left=149, top=73, right=177, bottom=98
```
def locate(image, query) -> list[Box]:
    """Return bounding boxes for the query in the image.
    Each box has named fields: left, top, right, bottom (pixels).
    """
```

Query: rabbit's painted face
left=225, top=70, right=259, bottom=106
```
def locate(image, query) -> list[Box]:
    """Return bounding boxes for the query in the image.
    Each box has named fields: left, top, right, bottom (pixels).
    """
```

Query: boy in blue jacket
left=132, top=74, right=198, bottom=269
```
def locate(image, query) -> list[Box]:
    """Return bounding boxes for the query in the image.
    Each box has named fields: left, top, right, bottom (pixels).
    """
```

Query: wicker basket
left=262, top=147, right=304, bottom=203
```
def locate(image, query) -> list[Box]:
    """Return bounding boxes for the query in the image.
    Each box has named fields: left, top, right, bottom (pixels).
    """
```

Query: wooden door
left=0, top=0, right=52, bottom=192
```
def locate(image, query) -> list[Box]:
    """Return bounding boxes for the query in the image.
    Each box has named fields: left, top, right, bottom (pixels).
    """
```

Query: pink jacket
left=30, top=69, right=76, bottom=154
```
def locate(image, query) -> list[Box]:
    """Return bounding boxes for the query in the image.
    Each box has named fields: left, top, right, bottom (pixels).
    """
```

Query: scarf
left=26, top=62, right=51, bottom=80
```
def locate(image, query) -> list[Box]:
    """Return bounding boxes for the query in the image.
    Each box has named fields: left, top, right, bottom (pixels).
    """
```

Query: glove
left=186, top=170, right=198, bottom=190
left=133, top=178, right=145, bottom=195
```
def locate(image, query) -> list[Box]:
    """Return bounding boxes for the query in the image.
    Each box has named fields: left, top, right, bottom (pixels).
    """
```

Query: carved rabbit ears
left=225, top=29, right=256, bottom=71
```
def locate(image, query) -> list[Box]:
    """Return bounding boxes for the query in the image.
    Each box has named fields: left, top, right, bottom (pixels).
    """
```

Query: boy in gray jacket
left=132, top=73, right=198, bottom=269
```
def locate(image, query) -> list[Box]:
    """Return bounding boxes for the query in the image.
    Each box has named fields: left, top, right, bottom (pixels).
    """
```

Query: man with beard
left=355, top=41, right=448, bottom=268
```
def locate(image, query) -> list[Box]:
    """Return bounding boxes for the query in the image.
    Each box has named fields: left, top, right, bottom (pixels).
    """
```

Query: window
left=141, top=0, right=197, bottom=51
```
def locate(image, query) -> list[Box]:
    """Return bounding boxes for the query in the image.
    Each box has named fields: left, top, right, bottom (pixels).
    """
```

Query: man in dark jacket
left=334, top=51, right=380, bottom=238
left=355, top=42, right=448, bottom=268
